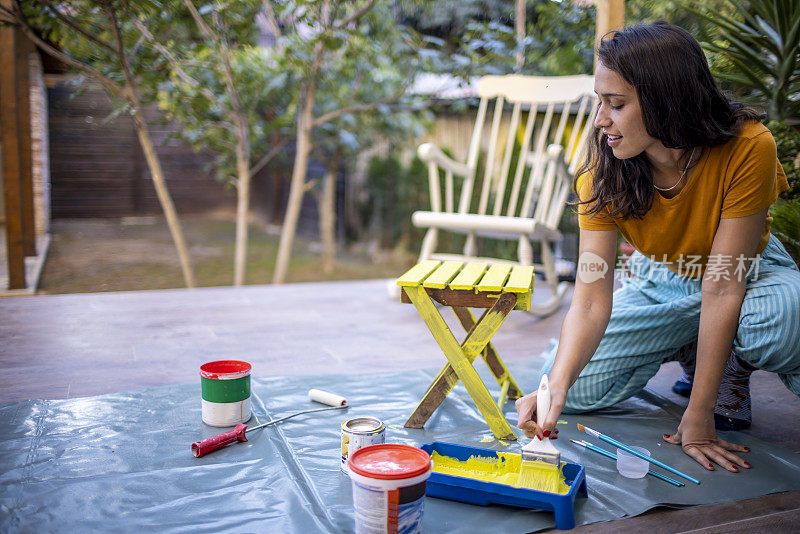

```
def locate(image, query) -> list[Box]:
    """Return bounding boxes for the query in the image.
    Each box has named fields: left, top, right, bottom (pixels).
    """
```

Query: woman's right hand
left=515, top=385, right=566, bottom=440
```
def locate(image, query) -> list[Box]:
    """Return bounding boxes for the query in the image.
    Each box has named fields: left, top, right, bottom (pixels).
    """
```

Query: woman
left=515, top=21, right=800, bottom=473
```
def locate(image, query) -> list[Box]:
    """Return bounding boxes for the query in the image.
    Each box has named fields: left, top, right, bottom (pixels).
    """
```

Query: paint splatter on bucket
left=348, top=443, right=432, bottom=534
left=200, top=360, right=252, bottom=427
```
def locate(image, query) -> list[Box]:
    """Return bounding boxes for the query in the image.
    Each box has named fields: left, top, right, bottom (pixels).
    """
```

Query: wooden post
left=0, top=18, right=27, bottom=289
left=594, top=0, right=625, bottom=68
left=15, top=32, right=36, bottom=256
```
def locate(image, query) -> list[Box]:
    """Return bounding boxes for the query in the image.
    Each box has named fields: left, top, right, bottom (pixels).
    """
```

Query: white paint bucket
left=199, top=360, right=252, bottom=427
left=348, top=444, right=432, bottom=534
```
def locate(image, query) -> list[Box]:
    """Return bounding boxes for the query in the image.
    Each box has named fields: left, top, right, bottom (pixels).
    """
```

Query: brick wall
left=30, top=51, right=49, bottom=235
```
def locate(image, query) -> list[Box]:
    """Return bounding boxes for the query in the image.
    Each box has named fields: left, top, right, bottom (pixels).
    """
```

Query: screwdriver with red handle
left=192, top=389, right=348, bottom=457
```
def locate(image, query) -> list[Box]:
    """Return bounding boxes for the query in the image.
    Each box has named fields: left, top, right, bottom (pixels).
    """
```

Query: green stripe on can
left=201, top=375, right=250, bottom=403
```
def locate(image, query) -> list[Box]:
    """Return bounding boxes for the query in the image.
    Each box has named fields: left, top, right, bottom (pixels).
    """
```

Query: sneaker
left=671, top=374, right=693, bottom=398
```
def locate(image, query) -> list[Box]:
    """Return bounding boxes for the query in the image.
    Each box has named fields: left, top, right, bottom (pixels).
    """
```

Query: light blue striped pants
left=541, top=235, right=800, bottom=413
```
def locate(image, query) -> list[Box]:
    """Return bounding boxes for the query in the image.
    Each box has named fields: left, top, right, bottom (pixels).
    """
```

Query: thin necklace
left=654, top=147, right=696, bottom=192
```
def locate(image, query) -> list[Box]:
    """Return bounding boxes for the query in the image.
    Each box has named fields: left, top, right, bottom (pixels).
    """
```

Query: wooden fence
left=47, top=80, right=235, bottom=218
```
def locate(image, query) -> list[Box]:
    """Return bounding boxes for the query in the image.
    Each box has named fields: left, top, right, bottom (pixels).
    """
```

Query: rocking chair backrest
left=458, top=74, right=597, bottom=230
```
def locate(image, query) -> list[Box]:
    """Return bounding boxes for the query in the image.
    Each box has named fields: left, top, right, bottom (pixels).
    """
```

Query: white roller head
left=308, top=389, right=347, bottom=407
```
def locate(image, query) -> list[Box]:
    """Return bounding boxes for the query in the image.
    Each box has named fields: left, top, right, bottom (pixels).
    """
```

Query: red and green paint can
left=200, top=360, right=252, bottom=427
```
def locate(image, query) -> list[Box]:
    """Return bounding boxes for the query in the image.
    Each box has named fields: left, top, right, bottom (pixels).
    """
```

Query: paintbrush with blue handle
left=570, top=439, right=685, bottom=487
left=577, top=423, right=700, bottom=484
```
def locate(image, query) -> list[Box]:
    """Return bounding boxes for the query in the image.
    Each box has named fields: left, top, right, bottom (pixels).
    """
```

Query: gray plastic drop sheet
left=2, top=361, right=800, bottom=533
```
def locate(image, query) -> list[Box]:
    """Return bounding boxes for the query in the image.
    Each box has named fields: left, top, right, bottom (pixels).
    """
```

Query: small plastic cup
left=616, top=446, right=650, bottom=478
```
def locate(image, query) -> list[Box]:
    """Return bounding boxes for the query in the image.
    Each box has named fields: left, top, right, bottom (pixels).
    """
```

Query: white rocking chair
left=414, top=74, right=597, bottom=317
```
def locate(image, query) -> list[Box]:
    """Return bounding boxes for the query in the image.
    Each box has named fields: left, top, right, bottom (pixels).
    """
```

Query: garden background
left=1, top=0, right=797, bottom=295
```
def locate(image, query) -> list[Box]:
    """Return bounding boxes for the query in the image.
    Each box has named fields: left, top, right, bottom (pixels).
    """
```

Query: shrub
left=767, top=121, right=800, bottom=203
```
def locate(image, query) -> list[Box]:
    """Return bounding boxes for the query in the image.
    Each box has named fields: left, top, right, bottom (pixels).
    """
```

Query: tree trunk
left=128, top=108, right=195, bottom=288
left=594, top=0, right=625, bottom=69
left=102, top=2, right=195, bottom=288
left=319, top=152, right=340, bottom=275
left=272, top=40, right=324, bottom=285
left=215, top=22, right=251, bottom=287
left=515, top=0, right=525, bottom=72
left=233, top=121, right=251, bottom=286
left=273, top=98, right=315, bottom=284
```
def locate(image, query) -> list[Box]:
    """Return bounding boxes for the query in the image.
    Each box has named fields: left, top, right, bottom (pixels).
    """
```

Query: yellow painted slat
left=476, top=264, right=512, bottom=292
left=423, top=261, right=463, bottom=289
left=497, top=379, right=511, bottom=411
left=396, top=260, right=441, bottom=286
left=449, top=262, right=488, bottom=290
left=504, top=265, right=535, bottom=293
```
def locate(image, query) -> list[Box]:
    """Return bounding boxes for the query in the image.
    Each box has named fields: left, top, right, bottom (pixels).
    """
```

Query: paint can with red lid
left=347, top=443, right=432, bottom=534
left=199, top=360, right=252, bottom=427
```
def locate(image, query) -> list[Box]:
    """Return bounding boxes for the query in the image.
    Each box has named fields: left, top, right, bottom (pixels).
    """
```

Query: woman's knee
left=562, top=366, right=654, bottom=412
left=739, top=277, right=800, bottom=370
left=562, top=375, right=622, bottom=412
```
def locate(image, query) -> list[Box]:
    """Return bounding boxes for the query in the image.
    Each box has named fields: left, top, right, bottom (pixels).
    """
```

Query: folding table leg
left=452, top=307, right=524, bottom=401
left=497, top=379, right=511, bottom=411
left=404, top=300, right=524, bottom=430
left=404, top=294, right=517, bottom=430
left=403, top=365, right=458, bottom=429
left=404, top=286, right=517, bottom=440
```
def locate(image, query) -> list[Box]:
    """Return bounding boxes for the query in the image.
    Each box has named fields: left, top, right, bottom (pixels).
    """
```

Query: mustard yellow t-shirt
left=578, top=121, right=789, bottom=277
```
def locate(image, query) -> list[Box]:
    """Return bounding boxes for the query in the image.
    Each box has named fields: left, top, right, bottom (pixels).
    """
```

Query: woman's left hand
left=663, top=410, right=750, bottom=472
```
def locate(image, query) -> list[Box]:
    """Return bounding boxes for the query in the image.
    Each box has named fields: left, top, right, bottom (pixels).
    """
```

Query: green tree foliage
left=769, top=198, right=800, bottom=267
left=404, top=0, right=720, bottom=78
left=397, top=0, right=749, bottom=78
left=140, top=1, right=297, bottom=285
left=625, top=0, right=733, bottom=34
left=363, top=153, right=428, bottom=249
left=768, top=120, right=800, bottom=202
left=150, top=2, right=294, bottom=185
left=396, top=0, right=512, bottom=39
left=270, top=0, right=439, bottom=283
left=455, top=0, right=596, bottom=76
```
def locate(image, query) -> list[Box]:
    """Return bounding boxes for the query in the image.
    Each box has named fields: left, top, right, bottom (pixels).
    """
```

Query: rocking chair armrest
left=417, top=142, right=472, bottom=177
left=412, top=211, right=563, bottom=241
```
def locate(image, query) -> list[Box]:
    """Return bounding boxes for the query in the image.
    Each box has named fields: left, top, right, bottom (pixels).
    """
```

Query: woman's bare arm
left=516, top=228, right=618, bottom=438
left=664, top=208, right=767, bottom=471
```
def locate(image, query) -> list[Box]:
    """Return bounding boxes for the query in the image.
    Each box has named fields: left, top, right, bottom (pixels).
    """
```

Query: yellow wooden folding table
left=397, top=260, right=533, bottom=440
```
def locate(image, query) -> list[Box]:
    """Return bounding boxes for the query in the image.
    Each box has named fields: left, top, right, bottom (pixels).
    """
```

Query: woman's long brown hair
left=576, top=21, right=763, bottom=220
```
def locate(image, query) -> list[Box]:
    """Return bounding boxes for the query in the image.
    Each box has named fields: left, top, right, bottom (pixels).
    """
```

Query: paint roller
left=191, top=389, right=348, bottom=457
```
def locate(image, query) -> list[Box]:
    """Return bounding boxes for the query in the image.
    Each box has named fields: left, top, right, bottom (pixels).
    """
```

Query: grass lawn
left=39, top=215, right=418, bottom=294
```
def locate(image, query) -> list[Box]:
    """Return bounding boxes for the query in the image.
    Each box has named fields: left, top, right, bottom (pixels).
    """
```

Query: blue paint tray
left=420, top=442, right=588, bottom=530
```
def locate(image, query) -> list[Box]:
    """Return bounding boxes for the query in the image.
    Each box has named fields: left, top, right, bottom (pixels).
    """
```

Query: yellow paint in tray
left=430, top=451, right=570, bottom=495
